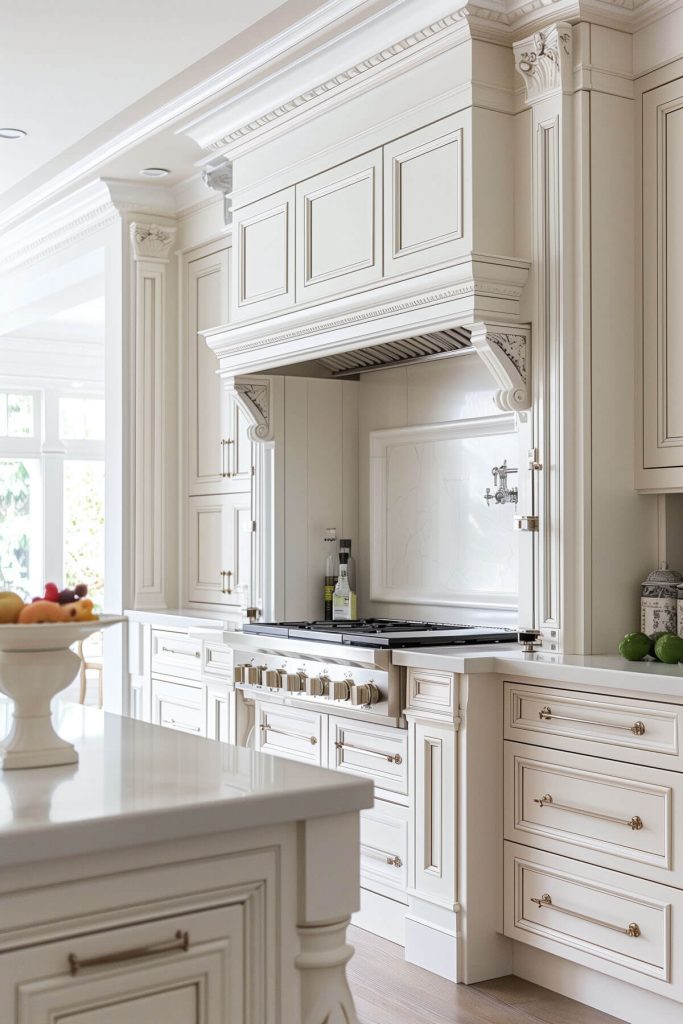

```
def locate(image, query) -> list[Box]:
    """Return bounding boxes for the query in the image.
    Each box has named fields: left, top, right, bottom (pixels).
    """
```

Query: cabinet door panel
left=187, top=494, right=252, bottom=607
left=642, top=80, right=683, bottom=474
left=232, top=187, right=295, bottom=319
left=296, top=150, right=382, bottom=302
left=187, top=248, right=230, bottom=495
left=384, top=115, right=465, bottom=278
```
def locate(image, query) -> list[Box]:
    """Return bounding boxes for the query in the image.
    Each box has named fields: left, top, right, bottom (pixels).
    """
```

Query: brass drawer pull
left=160, top=646, right=200, bottom=658
left=221, top=570, right=233, bottom=594
left=261, top=723, right=317, bottom=745
left=162, top=718, right=201, bottom=733
left=69, top=929, right=189, bottom=975
left=530, top=893, right=640, bottom=937
left=539, top=706, right=645, bottom=736
left=361, top=843, right=402, bottom=868
left=335, top=740, right=402, bottom=765
left=533, top=793, right=643, bottom=831
left=221, top=438, right=233, bottom=478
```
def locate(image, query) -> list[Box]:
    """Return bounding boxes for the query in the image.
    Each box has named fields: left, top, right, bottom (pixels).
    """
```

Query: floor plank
left=347, top=927, right=626, bottom=1024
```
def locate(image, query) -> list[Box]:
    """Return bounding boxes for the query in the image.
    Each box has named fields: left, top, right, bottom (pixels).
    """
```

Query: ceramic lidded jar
left=641, top=563, right=683, bottom=635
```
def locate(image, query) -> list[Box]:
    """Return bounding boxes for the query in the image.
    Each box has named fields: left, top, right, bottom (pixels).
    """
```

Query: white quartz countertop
left=392, top=646, right=683, bottom=700
left=0, top=702, right=373, bottom=869
left=124, top=607, right=242, bottom=630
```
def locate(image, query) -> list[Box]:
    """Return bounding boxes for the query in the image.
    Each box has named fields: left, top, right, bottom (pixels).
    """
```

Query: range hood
left=317, top=326, right=472, bottom=377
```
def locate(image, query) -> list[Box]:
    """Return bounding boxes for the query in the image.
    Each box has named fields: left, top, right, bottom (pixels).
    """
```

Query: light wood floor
left=347, top=927, right=626, bottom=1024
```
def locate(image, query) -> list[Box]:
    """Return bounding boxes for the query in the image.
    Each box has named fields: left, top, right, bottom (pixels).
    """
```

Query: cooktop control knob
left=263, top=668, right=284, bottom=688
left=284, top=672, right=304, bottom=693
left=245, top=665, right=262, bottom=685
left=350, top=682, right=380, bottom=707
left=306, top=674, right=328, bottom=697
left=330, top=679, right=351, bottom=701
left=234, top=664, right=247, bottom=683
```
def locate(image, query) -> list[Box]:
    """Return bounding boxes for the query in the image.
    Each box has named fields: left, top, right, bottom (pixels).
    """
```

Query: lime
left=618, top=632, right=651, bottom=661
left=653, top=634, right=683, bottom=665
left=649, top=632, right=667, bottom=658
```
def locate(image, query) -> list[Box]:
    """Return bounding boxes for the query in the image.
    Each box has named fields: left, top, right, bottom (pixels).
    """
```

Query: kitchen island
left=0, top=699, right=373, bottom=1023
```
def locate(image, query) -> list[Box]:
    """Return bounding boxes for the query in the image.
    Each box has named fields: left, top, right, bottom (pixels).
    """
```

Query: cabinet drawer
left=203, top=639, right=233, bottom=680
left=505, top=842, right=676, bottom=988
left=330, top=716, right=407, bottom=798
left=151, top=629, right=202, bottom=681
left=0, top=903, right=244, bottom=1021
left=505, top=742, right=680, bottom=883
left=152, top=678, right=203, bottom=736
left=505, top=682, right=681, bottom=769
left=360, top=799, right=409, bottom=904
left=406, top=667, right=456, bottom=718
left=255, top=701, right=325, bottom=765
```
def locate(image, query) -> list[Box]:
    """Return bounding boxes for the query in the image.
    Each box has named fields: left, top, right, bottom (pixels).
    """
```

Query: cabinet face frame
left=296, top=149, right=383, bottom=302
left=232, top=187, right=295, bottom=318
left=384, top=114, right=465, bottom=279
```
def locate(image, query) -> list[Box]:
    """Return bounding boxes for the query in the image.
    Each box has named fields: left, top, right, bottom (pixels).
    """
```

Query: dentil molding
left=513, top=21, right=573, bottom=100
left=470, top=321, right=531, bottom=417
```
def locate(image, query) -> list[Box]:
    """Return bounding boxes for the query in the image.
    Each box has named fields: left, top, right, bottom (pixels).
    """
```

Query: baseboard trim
left=404, top=911, right=458, bottom=981
left=353, top=889, right=407, bottom=945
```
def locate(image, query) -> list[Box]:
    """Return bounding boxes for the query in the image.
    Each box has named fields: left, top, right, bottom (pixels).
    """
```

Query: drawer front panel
left=406, top=667, right=455, bottom=718
left=505, top=843, right=671, bottom=984
left=256, top=701, right=325, bottom=765
left=203, top=640, right=233, bottom=680
left=152, top=679, right=203, bottom=736
left=330, top=716, right=407, bottom=797
left=505, top=743, right=673, bottom=875
left=360, top=799, right=409, bottom=904
left=151, top=630, right=202, bottom=681
left=505, top=682, right=680, bottom=768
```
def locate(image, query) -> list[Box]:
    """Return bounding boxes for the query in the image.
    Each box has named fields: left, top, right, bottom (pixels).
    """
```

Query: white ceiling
left=0, top=0, right=297, bottom=213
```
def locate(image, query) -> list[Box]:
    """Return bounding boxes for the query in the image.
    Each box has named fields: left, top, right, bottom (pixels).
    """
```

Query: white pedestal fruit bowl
left=0, top=616, right=125, bottom=770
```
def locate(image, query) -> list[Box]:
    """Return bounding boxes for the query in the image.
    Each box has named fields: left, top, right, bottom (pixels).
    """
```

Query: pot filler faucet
left=484, top=460, right=518, bottom=506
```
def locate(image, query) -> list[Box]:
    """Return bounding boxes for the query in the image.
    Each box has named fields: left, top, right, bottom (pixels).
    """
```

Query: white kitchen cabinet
left=205, top=682, right=234, bottom=743
left=255, top=700, right=325, bottom=765
left=187, top=492, right=252, bottom=607
left=0, top=899, right=245, bottom=1022
left=151, top=678, right=203, bottom=735
left=231, top=186, right=295, bottom=320
left=383, top=114, right=466, bottom=279
left=639, top=76, right=683, bottom=490
left=295, top=149, right=383, bottom=303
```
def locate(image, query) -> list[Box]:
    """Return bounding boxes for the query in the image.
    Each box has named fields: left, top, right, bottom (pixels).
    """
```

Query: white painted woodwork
left=406, top=667, right=456, bottom=720
left=202, top=639, right=234, bottom=680
left=504, top=842, right=683, bottom=995
left=255, top=700, right=326, bottom=765
left=639, top=75, right=683, bottom=488
left=296, top=149, right=382, bottom=302
left=151, top=678, right=204, bottom=735
left=0, top=904, right=244, bottom=1023
left=504, top=742, right=682, bottom=884
left=205, top=682, right=234, bottom=744
left=384, top=114, right=465, bottom=278
left=187, top=492, right=252, bottom=608
left=504, top=682, right=683, bottom=771
left=232, top=187, right=295, bottom=319
left=151, top=629, right=202, bottom=681
left=409, top=714, right=456, bottom=910
left=329, top=715, right=408, bottom=799
left=360, top=799, right=409, bottom=904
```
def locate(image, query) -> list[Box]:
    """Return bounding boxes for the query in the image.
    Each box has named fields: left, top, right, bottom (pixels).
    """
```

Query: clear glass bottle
left=333, top=552, right=357, bottom=620
left=339, top=538, right=356, bottom=596
left=323, top=528, right=339, bottom=621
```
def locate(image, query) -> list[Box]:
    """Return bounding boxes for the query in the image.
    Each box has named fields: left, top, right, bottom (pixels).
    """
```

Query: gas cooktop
left=242, top=618, right=517, bottom=649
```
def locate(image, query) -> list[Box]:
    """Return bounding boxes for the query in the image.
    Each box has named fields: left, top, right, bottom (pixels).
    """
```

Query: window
left=0, top=389, right=105, bottom=606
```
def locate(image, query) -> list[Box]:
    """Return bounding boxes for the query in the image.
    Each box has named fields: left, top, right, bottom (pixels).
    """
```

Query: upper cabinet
left=384, top=114, right=466, bottom=278
left=232, top=187, right=295, bottom=321
left=638, top=76, right=683, bottom=492
left=296, top=149, right=382, bottom=302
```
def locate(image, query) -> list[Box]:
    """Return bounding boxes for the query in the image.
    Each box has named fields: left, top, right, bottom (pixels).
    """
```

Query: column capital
left=513, top=22, right=572, bottom=103
left=129, top=222, right=177, bottom=262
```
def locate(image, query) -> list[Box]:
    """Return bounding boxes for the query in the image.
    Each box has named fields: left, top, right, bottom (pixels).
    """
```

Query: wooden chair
left=77, top=632, right=104, bottom=707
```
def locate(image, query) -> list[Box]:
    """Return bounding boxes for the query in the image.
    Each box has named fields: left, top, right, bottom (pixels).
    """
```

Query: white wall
left=357, top=354, right=520, bottom=627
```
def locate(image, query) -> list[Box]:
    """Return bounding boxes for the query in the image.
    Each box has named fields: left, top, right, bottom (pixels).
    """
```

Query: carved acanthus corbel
left=230, top=375, right=273, bottom=442
left=203, top=157, right=233, bottom=226
left=470, top=322, right=531, bottom=420
left=513, top=22, right=572, bottom=102
left=129, top=222, right=177, bottom=262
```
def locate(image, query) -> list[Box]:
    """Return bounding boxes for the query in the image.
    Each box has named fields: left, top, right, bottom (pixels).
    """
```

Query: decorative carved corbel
left=202, top=157, right=233, bottom=226
left=513, top=22, right=572, bottom=102
left=230, top=375, right=273, bottom=442
left=470, top=322, right=531, bottom=419
left=129, top=222, right=177, bottom=262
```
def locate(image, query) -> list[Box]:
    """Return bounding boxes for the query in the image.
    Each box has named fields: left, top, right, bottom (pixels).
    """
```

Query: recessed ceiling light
left=0, top=128, right=27, bottom=140
left=140, top=167, right=170, bottom=178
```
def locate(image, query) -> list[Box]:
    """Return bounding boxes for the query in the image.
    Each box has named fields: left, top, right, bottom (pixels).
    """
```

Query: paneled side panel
left=411, top=716, right=456, bottom=909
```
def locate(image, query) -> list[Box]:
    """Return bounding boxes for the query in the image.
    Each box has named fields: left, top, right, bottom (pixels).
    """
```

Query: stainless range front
left=224, top=630, right=405, bottom=728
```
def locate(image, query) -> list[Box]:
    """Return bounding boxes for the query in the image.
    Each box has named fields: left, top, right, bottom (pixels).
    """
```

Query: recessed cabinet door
left=0, top=904, right=244, bottom=1023
left=187, top=247, right=230, bottom=495
left=187, top=493, right=252, bottom=607
left=296, top=149, right=383, bottom=302
left=384, top=114, right=466, bottom=278
left=641, top=79, right=683, bottom=479
left=224, top=395, right=254, bottom=485
left=232, top=187, right=295, bottom=320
